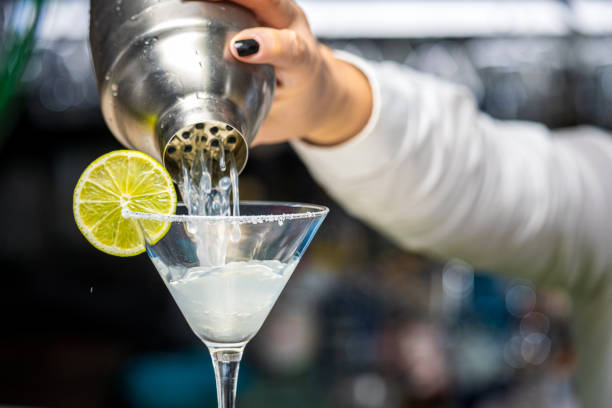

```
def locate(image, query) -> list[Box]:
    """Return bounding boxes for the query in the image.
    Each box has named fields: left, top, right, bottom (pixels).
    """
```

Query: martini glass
left=123, top=201, right=328, bottom=408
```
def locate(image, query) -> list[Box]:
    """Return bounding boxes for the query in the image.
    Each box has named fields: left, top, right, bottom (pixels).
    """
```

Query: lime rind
left=73, top=150, right=177, bottom=257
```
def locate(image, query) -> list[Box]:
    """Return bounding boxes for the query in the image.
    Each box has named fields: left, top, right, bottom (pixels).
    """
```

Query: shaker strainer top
left=163, top=120, right=248, bottom=183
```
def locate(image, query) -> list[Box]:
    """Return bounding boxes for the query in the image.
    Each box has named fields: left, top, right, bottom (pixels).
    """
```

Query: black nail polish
left=234, top=39, right=259, bottom=57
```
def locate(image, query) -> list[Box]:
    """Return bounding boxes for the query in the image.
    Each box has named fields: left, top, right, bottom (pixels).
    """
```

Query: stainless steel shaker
left=89, top=0, right=275, bottom=181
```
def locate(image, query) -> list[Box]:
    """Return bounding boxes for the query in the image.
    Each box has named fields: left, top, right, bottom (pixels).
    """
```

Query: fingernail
left=234, top=39, right=259, bottom=57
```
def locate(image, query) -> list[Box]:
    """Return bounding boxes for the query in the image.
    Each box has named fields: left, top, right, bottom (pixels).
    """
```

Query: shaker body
left=90, top=0, right=275, bottom=180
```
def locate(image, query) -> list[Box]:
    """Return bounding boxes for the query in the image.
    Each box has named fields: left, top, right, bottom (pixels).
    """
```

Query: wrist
left=303, top=47, right=373, bottom=146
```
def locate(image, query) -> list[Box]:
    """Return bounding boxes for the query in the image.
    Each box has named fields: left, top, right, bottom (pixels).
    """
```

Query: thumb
left=230, top=27, right=312, bottom=73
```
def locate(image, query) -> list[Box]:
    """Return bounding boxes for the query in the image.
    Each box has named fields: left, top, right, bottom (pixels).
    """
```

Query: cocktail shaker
left=89, top=0, right=275, bottom=181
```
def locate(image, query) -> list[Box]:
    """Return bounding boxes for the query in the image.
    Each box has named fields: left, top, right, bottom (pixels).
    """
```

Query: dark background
left=1, top=0, right=611, bottom=407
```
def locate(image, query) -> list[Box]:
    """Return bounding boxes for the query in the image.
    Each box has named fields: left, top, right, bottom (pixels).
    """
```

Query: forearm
left=302, top=46, right=373, bottom=146
left=293, top=57, right=612, bottom=291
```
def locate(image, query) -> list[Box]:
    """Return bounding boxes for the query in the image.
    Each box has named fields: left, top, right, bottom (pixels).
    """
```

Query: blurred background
left=1, top=0, right=611, bottom=406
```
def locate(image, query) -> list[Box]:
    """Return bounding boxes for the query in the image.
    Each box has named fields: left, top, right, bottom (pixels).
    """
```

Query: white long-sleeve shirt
left=292, top=53, right=612, bottom=407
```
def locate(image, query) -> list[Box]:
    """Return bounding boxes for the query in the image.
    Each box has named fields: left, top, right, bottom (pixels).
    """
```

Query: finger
left=230, top=28, right=312, bottom=72
left=206, top=0, right=302, bottom=28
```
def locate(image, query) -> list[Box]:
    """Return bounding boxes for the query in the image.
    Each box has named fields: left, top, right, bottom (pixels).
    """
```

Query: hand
left=206, top=0, right=373, bottom=146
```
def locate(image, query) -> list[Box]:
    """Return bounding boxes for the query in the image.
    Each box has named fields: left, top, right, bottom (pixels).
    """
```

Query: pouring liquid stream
left=175, top=143, right=242, bottom=268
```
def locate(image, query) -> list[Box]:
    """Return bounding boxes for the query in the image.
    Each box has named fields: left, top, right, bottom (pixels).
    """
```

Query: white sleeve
left=291, top=53, right=612, bottom=407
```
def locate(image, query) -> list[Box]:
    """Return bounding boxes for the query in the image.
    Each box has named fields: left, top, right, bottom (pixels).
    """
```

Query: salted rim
left=122, top=201, right=329, bottom=224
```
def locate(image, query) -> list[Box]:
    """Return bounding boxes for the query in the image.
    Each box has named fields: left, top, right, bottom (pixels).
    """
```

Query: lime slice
left=73, top=150, right=177, bottom=257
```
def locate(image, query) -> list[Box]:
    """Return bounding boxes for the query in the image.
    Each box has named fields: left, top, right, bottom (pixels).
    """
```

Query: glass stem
left=209, top=347, right=244, bottom=408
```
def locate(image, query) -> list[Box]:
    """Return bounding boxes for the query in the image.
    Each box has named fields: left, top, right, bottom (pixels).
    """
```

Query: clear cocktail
left=162, top=259, right=298, bottom=344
